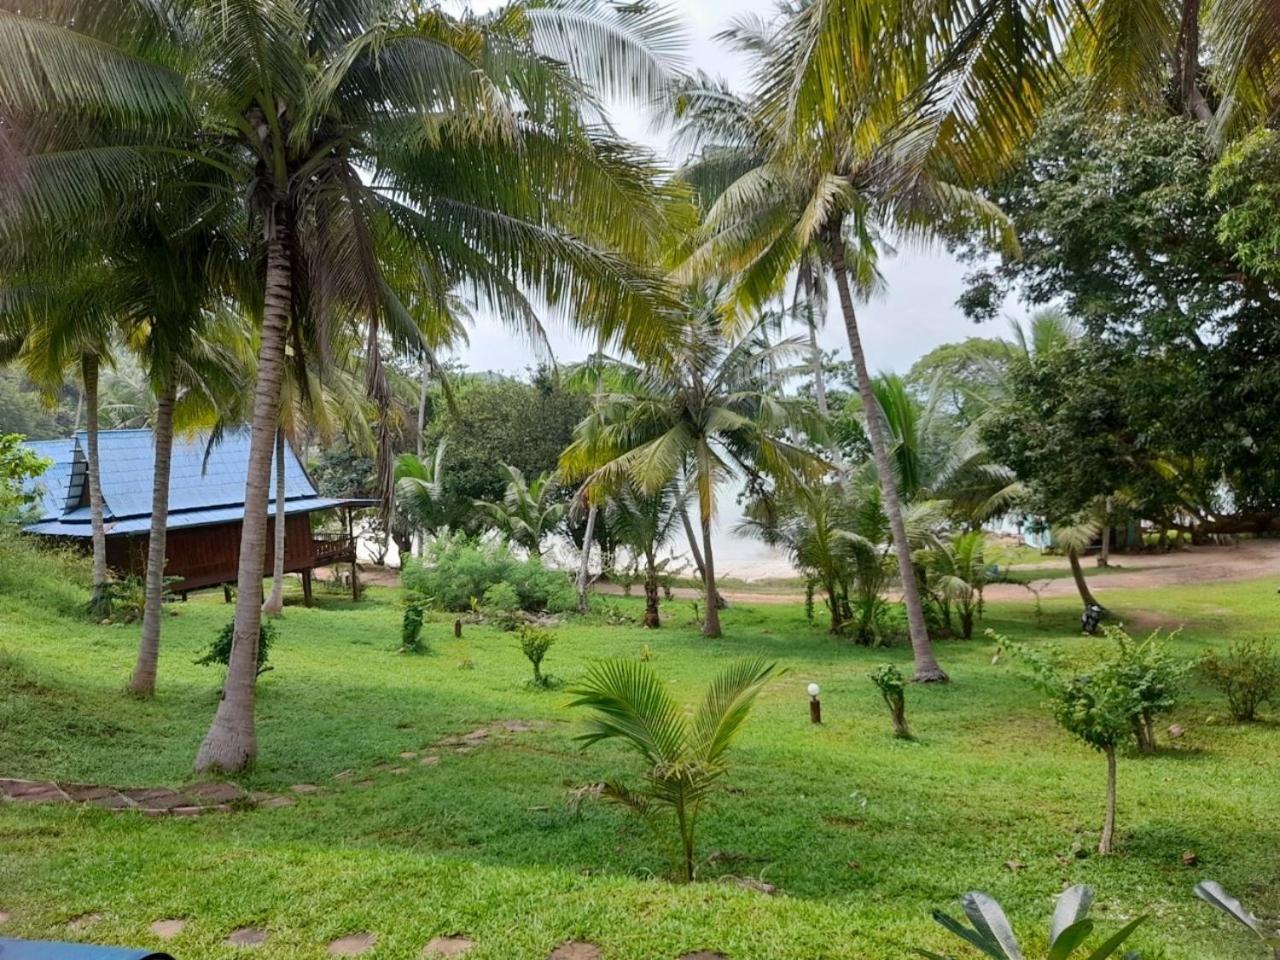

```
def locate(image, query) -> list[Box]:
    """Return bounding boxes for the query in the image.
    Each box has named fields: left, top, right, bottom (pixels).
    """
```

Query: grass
left=0, top=558, right=1277, bottom=959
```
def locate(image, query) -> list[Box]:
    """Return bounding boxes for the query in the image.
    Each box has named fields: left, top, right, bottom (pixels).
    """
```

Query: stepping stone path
left=422, top=936, right=474, bottom=957
left=225, top=927, right=269, bottom=947
left=0, top=778, right=294, bottom=817
left=432, top=719, right=551, bottom=753
left=328, top=933, right=377, bottom=955
left=150, top=919, right=187, bottom=940
left=548, top=942, right=602, bottom=960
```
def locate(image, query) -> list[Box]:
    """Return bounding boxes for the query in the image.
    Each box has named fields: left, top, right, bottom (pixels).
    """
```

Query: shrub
left=1098, top=624, right=1189, bottom=753
left=518, top=626, right=556, bottom=687
left=196, top=620, right=276, bottom=678
left=402, top=533, right=575, bottom=614
left=109, top=576, right=147, bottom=625
left=869, top=664, right=911, bottom=739
left=1197, top=638, right=1280, bottom=722
left=483, top=582, right=522, bottom=630
left=401, top=598, right=427, bottom=653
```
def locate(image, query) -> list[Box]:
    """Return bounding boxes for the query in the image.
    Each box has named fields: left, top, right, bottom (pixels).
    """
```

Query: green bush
left=869, top=663, right=911, bottom=738
left=401, top=598, right=427, bottom=653
left=483, top=582, right=522, bottom=631
left=196, top=620, right=276, bottom=677
left=0, top=526, right=91, bottom=619
left=1098, top=624, right=1189, bottom=753
left=1197, top=638, right=1280, bottom=722
left=518, top=625, right=557, bottom=687
left=401, top=533, right=574, bottom=614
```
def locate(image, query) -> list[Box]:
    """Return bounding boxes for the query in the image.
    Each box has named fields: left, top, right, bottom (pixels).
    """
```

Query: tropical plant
left=402, top=534, right=574, bottom=615
left=517, top=626, right=557, bottom=688
left=561, top=288, right=827, bottom=637
left=197, top=620, right=276, bottom=680
left=1197, top=639, right=1280, bottom=722
left=869, top=664, right=911, bottom=739
left=0, top=0, right=687, bottom=773
left=917, top=884, right=1146, bottom=960
left=605, top=479, right=684, bottom=628
left=1195, top=881, right=1280, bottom=959
left=474, top=465, right=567, bottom=559
left=395, top=440, right=458, bottom=551
left=568, top=657, right=777, bottom=882
left=920, top=531, right=988, bottom=640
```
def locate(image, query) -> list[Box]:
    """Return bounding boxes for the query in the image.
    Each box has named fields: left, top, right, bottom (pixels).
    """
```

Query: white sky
left=449, top=0, right=1006, bottom=380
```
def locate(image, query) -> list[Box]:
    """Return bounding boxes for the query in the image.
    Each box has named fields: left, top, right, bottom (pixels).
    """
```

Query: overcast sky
left=449, top=0, right=1010, bottom=380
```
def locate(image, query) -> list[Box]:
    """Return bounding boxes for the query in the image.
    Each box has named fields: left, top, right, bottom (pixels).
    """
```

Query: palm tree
left=395, top=440, right=456, bottom=551
left=474, top=465, right=566, bottom=560
left=0, top=0, right=690, bottom=771
left=920, top=530, right=988, bottom=640
left=605, top=480, right=683, bottom=628
left=568, top=657, right=777, bottom=882
left=561, top=289, right=828, bottom=637
left=683, top=6, right=1022, bottom=680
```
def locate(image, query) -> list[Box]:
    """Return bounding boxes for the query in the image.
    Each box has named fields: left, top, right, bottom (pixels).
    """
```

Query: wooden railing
left=312, top=533, right=354, bottom=565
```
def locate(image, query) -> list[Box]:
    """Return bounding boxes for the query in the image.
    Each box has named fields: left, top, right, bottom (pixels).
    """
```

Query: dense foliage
left=402, top=535, right=575, bottom=615
left=1197, top=639, right=1280, bottom=723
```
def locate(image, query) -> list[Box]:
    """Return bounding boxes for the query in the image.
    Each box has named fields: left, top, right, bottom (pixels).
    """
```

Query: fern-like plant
left=568, top=657, right=777, bottom=882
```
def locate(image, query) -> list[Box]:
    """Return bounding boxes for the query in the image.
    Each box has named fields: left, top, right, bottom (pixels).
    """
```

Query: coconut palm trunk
left=697, top=471, right=721, bottom=638
left=1068, top=547, right=1101, bottom=609
left=262, top=428, right=287, bottom=617
left=806, top=313, right=829, bottom=418
left=195, top=222, right=292, bottom=773
left=81, top=352, right=111, bottom=619
left=577, top=502, right=598, bottom=613
left=128, top=382, right=176, bottom=696
left=642, top=548, right=660, bottom=628
left=829, top=237, right=946, bottom=682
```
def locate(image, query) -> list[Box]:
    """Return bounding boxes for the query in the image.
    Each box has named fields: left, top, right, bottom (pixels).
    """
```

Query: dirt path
left=595, top=540, right=1280, bottom=605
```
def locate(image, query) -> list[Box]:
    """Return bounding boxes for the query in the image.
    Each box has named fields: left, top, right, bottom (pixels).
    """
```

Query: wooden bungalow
left=21, top=429, right=375, bottom=602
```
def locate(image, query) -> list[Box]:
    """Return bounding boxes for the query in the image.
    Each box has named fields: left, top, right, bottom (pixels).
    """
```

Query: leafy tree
left=869, top=664, right=911, bottom=739
left=569, top=657, right=777, bottom=882
left=965, top=108, right=1280, bottom=534
left=1097, top=625, right=1188, bottom=754
left=0, top=433, right=50, bottom=521
left=0, top=369, right=63, bottom=439
left=424, top=372, right=589, bottom=508
left=395, top=440, right=461, bottom=549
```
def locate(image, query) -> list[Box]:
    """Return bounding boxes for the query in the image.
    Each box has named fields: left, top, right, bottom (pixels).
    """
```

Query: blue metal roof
left=20, top=429, right=368, bottom=537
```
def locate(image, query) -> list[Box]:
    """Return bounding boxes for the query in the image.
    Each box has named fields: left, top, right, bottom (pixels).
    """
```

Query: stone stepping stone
left=328, top=933, right=377, bottom=955
left=185, top=782, right=246, bottom=804
left=419, top=756, right=441, bottom=767
left=62, top=784, right=120, bottom=803
left=548, top=941, right=602, bottom=960
left=501, top=720, right=534, bottom=733
left=258, top=796, right=296, bottom=809
left=67, top=913, right=103, bottom=931
left=422, top=936, right=475, bottom=957
left=353, top=780, right=375, bottom=789
left=333, top=770, right=355, bottom=781
left=399, top=751, right=418, bottom=760
left=290, top=784, right=319, bottom=795
left=171, top=806, right=204, bottom=817
left=390, top=767, right=409, bottom=775
left=150, top=919, right=186, bottom=940
left=0, top=910, right=10, bottom=924
left=6, top=781, right=70, bottom=804
left=122, top=788, right=186, bottom=811
left=225, top=927, right=268, bottom=947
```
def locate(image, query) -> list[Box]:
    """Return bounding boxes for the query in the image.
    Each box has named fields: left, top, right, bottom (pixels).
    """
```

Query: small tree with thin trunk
left=869, top=664, right=912, bottom=739
left=1013, top=640, right=1131, bottom=854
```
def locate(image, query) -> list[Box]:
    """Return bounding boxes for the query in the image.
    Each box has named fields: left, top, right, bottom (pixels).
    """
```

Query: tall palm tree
left=0, top=0, right=690, bottom=771
left=561, top=288, right=828, bottom=637
left=683, top=4, right=1026, bottom=680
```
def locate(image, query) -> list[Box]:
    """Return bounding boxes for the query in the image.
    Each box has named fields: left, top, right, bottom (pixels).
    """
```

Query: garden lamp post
left=808, top=682, right=822, bottom=724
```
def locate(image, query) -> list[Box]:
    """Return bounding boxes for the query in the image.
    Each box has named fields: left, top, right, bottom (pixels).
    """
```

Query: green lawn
left=0, top=572, right=1276, bottom=959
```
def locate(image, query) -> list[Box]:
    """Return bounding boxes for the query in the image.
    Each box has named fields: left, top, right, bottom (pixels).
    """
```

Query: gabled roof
left=21, top=429, right=373, bottom=537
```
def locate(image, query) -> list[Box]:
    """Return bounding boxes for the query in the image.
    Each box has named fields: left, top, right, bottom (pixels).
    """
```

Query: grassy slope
left=0, top=575, right=1276, bottom=960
